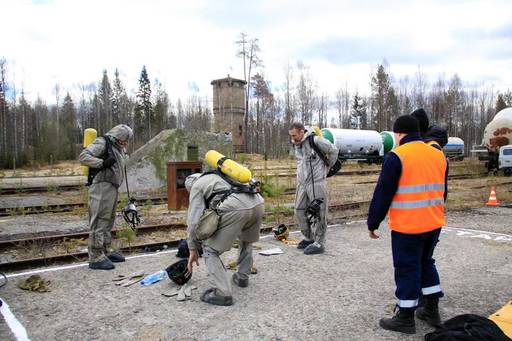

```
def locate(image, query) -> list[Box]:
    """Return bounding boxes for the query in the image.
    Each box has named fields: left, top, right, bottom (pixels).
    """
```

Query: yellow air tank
left=82, top=128, right=98, bottom=176
left=205, top=150, right=252, bottom=184
left=312, top=126, right=323, bottom=138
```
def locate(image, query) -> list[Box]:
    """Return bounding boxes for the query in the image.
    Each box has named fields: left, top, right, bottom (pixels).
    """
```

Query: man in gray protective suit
left=289, top=122, right=339, bottom=255
left=79, top=124, right=133, bottom=270
left=185, top=172, right=264, bottom=306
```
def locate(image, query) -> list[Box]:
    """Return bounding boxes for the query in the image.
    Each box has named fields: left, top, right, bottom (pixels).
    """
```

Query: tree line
left=1, top=35, right=512, bottom=168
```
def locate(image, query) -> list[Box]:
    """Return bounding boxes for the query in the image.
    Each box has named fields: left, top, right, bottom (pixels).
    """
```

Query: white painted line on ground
left=8, top=222, right=507, bottom=279
left=5, top=230, right=302, bottom=278
left=443, top=226, right=512, bottom=242
left=0, top=298, right=31, bottom=341
left=445, top=226, right=512, bottom=238
left=5, top=249, right=179, bottom=279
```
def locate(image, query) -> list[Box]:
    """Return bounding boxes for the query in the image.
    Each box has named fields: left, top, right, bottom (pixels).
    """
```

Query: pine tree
left=495, top=94, right=508, bottom=113
left=112, top=68, right=130, bottom=125
left=98, top=70, right=113, bottom=133
left=351, top=92, right=367, bottom=129
left=60, top=93, right=78, bottom=159
left=153, top=79, right=169, bottom=136
left=134, top=66, right=152, bottom=142
left=370, top=63, right=394, bottom=131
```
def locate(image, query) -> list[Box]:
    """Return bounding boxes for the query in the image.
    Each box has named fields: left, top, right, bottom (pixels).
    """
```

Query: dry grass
left=2, top=161, right=82, bottom=177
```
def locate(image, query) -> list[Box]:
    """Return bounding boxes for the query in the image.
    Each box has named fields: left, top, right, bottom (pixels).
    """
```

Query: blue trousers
left=391, top=228, right=443, bottom=309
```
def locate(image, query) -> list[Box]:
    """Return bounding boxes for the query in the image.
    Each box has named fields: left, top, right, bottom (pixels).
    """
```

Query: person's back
left=368, top=115, right=447, bottom=335
left=389, top=140, right=447, bottom=232
left=192, top=173, right=263, bottom=211
left=185, top=171, right=264, bottom=306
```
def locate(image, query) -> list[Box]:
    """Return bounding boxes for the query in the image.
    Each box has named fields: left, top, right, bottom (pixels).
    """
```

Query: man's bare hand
left=369, top=230, right=380, bottom=239
left=187, top=250, right=200, bottom=273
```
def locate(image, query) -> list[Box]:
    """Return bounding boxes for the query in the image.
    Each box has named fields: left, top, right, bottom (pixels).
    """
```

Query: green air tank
left=380, top=131, right=396, bottom=154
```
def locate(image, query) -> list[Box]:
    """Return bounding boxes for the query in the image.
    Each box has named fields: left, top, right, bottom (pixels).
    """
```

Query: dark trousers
left=391, top=228, right=443, bottom=309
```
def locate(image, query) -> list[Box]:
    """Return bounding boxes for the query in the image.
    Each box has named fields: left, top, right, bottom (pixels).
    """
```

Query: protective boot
left=304, top=242, right=324, bottom=255
left=416, top=296, right=441, bottom=327
left=107, top=252, right=125, bottom=263
left=200, top=288, right=233, bottom=306
left=297, top=239, right=314, bottom=250
left=232, top=273, right=248, bottom=288
left=89, top=258, right=115, bottom=270
left=379, top=306, right=416, bottom=334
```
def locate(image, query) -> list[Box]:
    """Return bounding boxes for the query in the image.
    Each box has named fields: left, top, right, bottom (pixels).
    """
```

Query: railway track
left=0, top=172, right=494, bottom=216
left=0, top=201, right=369, bottom=272
left=0, top=196, right=167, bottom=217
left=0, top=184, right=83, bottom=195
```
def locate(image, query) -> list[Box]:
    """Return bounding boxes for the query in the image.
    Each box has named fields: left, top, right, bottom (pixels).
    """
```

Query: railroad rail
left=0, top=196, right=167, bottom=217
left=0, top=184, right=83, bottom=195
left=0, top=172, right=494, bottom=216
left=0, top=201, right=369, bottom=272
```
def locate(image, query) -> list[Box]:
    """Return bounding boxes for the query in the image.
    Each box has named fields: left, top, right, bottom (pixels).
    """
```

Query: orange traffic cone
left=486, top=186, right=500, bottom=206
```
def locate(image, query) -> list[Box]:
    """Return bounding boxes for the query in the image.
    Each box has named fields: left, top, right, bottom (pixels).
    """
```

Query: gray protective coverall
left=186, top=173, right=264, bottom=297
left=293, top=131, right=339, bottom=245
left=78, top=124, right=133, bottom=262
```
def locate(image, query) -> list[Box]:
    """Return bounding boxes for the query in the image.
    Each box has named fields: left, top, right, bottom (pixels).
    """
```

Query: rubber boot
left=297, top=239, right=314, bottom=250
left=416, top=296, right=441, bottom=327
left=89, top=258, right=115, bottom=270
left=379, top=306, right=416, bottom=334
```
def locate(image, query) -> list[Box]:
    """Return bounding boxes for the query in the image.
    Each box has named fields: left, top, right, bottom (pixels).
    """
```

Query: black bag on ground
left=424, top=314, right=510, bottom=341
left=176, top=239, right=203, bottom=258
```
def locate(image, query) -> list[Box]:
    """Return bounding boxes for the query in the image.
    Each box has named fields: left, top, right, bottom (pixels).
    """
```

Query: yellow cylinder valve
left=205, top=150, right=252, bottom=184
left=82, top=128, right=98, bottom=176
left=312, top=126, right=323, bottom=138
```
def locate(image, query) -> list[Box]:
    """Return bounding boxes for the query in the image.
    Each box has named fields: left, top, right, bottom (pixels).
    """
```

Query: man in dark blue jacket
left=368, top=115, right=449, bottom=335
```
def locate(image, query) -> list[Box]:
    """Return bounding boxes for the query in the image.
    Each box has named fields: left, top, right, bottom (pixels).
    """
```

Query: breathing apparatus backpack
left=84, top=135, right=114, bottom=186
left=307, top=132, right=342, bottom=177
left=201, top=150, right=260, bottom=208
left=200, top=170, right=260, bottom=209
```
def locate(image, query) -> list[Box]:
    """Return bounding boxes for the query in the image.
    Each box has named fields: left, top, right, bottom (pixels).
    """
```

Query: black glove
left=102, top=157, right=116, bottom=168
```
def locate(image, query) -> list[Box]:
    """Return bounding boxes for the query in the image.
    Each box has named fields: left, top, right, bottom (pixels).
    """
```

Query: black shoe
left=200, top=288, right=233, bottom=306
left=416, top=296, right=441, bottom=327
left=89, top=259, right=115, bottom=270
left=232, top=273, right=248, bottom=288
left=379, top=306, right=416, bottom=334
left=107, top=252, right=125, bottom=263
left=304, top=242, right=324, bottom=255
left=297, top=239, right=314, bottom=250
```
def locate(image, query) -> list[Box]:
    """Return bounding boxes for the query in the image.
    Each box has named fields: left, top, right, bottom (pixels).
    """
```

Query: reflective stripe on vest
left=389, top=141, right=447, bottom=233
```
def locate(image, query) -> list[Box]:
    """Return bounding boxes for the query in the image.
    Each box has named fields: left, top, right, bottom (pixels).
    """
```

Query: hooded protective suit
left=79, top=124, right=133, bottom=263
left=292, top=130, right=338, bottom=246
left=186, top=172, right=264, bottom=298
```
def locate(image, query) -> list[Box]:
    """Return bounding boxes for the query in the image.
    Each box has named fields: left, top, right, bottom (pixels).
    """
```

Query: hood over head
left=185, top=173, right=202, bottom=192
left=106, top=124, right=133, bottom=143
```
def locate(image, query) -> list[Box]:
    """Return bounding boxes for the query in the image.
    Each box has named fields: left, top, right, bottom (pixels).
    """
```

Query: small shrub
left=260, top=175, right=285, bottom=198
left=117, top=225, right=136, bottom=246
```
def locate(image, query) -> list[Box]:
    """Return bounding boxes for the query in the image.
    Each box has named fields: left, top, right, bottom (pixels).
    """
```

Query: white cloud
left=1, top=0, right=511, bottom=105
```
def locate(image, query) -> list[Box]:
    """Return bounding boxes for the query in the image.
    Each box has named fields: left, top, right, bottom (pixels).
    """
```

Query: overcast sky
left=2, top=0, right=512, bottom=104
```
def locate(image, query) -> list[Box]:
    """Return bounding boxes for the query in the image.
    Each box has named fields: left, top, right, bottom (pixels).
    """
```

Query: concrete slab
left=0, top=209, right=511, bottom=340
left=0, top=176, right=85, bottom=190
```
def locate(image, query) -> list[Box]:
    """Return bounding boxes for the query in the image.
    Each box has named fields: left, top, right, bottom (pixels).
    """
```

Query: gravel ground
left=0, top=208, right=511, bottom=341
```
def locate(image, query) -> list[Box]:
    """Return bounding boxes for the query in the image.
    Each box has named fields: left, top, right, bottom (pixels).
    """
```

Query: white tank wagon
left=321, top=128, right=384, bottom=163
left=474, top=108, right=512, bottom=171
left=443, top=137, right=465, bottom=160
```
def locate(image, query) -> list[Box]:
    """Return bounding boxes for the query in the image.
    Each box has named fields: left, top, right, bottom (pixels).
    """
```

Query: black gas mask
left=305, top=198, right=324, bottom=226
left=122, top=197, right=141, bottom=230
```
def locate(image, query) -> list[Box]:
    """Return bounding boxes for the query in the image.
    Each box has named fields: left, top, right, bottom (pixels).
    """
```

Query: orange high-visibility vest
left=388, top=141, right=447, bottom=233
